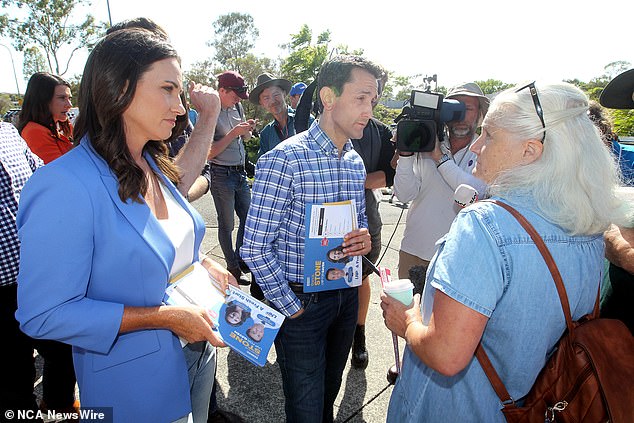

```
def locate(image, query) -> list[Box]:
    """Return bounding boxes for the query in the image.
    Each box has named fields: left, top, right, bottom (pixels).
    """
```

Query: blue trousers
left=275, top=288, right=358, bottom=423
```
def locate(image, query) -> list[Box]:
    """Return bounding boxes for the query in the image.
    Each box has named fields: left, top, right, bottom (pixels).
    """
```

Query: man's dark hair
left=316, top=55, right=384, bottom=112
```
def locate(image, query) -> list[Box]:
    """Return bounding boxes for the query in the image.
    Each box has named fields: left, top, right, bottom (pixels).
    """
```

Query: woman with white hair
left=381, top=81, right=632, bottom=421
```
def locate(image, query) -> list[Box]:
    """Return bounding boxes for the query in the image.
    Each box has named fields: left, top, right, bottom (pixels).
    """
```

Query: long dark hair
left=74, top=28, right=181, bottom=203
left=17, top=72, right=72, bottom=140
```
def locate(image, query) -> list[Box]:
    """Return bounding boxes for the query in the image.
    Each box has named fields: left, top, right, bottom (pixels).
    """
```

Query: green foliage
left=244, top=136, right=260, bottom=164
left=184, top=60, right=217, bottom=87
left=475, top=79, right=513, bottom=95
left=0, top=93, right=13, bottom=114
left=1, top=0, right=104, bottom=76
left=279, top=25, right=331, bottom=84
left=611, top=109, right=634, bottom=137
left=373, top=104, right=400, bottom=126
left=209, top=12, right=259, bottom=73
left=22, top=45, right=47, bottom=80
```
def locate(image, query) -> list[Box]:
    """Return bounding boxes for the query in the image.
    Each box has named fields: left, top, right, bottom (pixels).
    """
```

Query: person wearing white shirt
left=393, top=82, right=489, bottom=282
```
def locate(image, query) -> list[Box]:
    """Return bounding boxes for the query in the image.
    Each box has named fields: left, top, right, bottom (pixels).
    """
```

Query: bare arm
left=120, top=305, right=225, bottom=347
left=381, top=291, right=488, bottom=376
left=175, top=82, right=220, bottom=196
left=604, top=224, right=634, bottom=274
left=207, top=120, right=255, bottom=160
left=365, top=170, right=387, bottom=190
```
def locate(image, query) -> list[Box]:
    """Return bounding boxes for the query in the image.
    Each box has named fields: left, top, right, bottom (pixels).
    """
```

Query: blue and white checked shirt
left=0, top=123, right=42, bottom=286
left=241, top=121, right=367, bottom=316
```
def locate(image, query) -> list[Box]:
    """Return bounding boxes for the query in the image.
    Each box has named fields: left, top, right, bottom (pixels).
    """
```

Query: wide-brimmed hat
left=217, top=71, right=249, bottom=100
left=249, top=73, right=292, bottom=105
left=600, top=69, right=634, bottom=110
left=446, top=82, right=490, bottom=116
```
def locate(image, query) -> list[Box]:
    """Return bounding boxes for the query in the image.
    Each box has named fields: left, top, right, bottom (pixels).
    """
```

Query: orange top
left=21, top=121, right=74, bottom=164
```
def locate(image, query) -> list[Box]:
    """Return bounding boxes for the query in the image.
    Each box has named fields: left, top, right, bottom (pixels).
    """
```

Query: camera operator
left=393, top=82, right=489, bottom=282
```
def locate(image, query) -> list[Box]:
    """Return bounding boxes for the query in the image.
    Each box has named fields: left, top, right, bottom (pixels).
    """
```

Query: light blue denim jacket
left=387, top=194, right=604, bottom=422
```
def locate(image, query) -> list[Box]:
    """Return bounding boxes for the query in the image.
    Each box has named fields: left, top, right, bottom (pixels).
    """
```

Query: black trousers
left=0, top=284, right=76, bottom=415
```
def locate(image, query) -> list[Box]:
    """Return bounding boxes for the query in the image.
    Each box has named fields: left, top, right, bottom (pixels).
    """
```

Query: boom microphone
left=454, top=184, right=478, bottom=208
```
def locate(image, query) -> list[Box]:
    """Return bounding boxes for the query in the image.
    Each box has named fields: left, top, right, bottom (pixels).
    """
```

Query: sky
left=1, top=0, right=633, bottom=96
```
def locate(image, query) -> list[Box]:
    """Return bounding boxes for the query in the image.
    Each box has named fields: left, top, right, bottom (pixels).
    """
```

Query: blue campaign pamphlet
left=303, top=201, right=362, bottom=292
left=164, top=263, right=285, bottom=367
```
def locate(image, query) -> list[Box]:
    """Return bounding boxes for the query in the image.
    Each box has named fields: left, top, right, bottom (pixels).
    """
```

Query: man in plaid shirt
left=0, top=122, right=77, bottom=416
left=241, top=56, right=382, bottom=422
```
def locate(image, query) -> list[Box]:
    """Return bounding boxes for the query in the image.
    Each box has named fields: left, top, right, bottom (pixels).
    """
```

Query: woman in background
left=17, top=72, right=73, bottom=163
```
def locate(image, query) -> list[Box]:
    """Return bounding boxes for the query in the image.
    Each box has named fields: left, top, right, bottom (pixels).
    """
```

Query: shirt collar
left=308, top=120, right=354, bottom=157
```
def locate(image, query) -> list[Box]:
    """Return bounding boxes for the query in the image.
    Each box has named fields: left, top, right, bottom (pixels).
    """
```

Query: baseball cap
left=290, top=82, right=307, bottom=96
left=217, top=71, right=249, bottom=100
left=446, top=82, right=490, bottom=116
left=600, top=69, right=634, bottom=110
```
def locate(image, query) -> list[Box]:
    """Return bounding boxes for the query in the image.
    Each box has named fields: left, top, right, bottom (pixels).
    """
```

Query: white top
left=393, top=143, right=486, bottom=260
left=157, top=181, right=196, bottom=277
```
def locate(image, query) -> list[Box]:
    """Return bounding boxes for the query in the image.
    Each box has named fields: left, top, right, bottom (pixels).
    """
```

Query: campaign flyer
left=303, top=201, right=362, bottom=293
left=164, top=262, right=284, bottom=366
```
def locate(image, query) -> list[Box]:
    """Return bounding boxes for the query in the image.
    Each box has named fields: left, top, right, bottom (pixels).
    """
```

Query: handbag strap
left=474, top=199, right=572, bottom=409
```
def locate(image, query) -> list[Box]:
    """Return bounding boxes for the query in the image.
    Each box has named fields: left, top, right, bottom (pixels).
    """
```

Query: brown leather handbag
left=475, top=200, right=634, bottom=423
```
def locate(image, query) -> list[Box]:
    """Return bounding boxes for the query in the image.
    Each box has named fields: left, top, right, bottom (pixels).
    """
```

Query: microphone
left=454, top=184, right=479, bottom=208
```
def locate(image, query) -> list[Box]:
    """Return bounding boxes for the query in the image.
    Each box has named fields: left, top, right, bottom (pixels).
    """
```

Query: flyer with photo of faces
left=164, top=262, right=285, bottom=366
left=303, top=200, right=362, bottom=293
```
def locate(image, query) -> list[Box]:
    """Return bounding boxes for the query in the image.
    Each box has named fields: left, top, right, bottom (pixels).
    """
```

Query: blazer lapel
left=81, top=140, right=174, bottom=276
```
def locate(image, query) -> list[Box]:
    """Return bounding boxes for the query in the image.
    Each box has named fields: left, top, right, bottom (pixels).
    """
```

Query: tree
left=475, top=79, right=513, bottom=96
left=22, top=45, right=47, bottom=80
left=0, top=0, right=104, bottom=76
left=184, top=60, right=217, bottom=87
left=0, top=93, right=13, bottom=114
left=208, top=12, right=259, bottom=74
left=279, top=25, right=331, bottom=84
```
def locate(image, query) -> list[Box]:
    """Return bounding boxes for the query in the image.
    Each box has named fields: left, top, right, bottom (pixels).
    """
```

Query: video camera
left=395, top=90, right=466, bottom=153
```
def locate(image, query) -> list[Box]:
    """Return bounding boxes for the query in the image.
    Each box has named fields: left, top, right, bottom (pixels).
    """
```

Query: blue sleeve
left=241, top=149, right=301, bottom=316
left=16, top=165, right=123, bottom=354
left=429, top=208, right=507, bottom=318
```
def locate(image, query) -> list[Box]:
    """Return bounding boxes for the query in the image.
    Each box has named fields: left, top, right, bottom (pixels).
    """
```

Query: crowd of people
left=1, top=15, right=633, bottom=423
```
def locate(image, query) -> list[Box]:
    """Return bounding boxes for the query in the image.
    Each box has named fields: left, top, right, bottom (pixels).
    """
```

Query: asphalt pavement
left=192, top=189, right=409, bottom=423
left=32, top=190, right=411, bottom=423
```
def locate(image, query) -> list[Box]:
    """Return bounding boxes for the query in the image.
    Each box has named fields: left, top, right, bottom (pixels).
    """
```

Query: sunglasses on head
left=515, top=81, right=546, bottom=143
left=226, top=86, right=248, bottom=94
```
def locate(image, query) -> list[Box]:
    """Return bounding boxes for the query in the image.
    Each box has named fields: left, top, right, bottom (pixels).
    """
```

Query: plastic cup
left=383, top=279, right=414, bottom=306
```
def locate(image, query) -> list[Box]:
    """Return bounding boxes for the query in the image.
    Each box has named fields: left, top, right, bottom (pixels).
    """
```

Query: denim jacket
left=387, top=194, right=604, bottom=422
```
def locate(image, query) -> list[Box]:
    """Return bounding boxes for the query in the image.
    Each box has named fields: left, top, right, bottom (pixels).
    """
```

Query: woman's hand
left=380, top=291, right=422, bottom=339
left=342, top=228, right=372, bottom=257
left=161, top=305, right=226, bottom=347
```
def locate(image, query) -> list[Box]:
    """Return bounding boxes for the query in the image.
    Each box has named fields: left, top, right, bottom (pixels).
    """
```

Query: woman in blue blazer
left=16, top=29, right=231, bottom=422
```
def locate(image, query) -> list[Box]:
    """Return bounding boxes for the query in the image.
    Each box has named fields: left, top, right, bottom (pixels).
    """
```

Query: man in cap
left=208, top=71, right=256, bottom=286
left=599, top=69, right=634, bottom=333
left=393, top=82, right=489, bottom=282
left=249, top=73, right=295, bottom=157
left=289, top=82, right=307, bottom=109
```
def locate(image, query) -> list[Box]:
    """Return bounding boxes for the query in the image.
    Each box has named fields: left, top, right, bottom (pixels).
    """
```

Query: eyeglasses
left=515, top=81, right=546, bottom=143
left=226, top=86, right=248, bottom=94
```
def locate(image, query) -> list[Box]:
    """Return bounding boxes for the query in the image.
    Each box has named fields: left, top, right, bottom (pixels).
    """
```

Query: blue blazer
left=16, top=139, right=206, bottom=422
